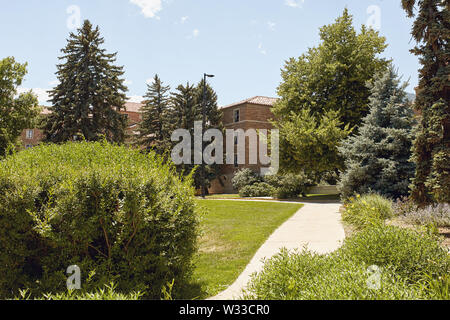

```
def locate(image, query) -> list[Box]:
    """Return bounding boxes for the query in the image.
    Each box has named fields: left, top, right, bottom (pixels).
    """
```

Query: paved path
left=209, top=201, right=345, bottom=300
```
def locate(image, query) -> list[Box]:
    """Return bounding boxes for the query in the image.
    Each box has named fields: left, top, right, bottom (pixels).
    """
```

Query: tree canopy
left=44, top=20, right=128, bottom=143
left=0, top=57, right=41, bottom=156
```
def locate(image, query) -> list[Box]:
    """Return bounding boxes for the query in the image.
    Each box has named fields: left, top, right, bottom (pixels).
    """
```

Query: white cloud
left=130, top=0, right=162, bottom=19
left=285, top=0, right=304, bottom=8
left=17, top=87, right=51, bottom=105
left=180, top=16, right=189, bottom=24
left=258, top=43, right=267, bottom=55
left=267, top=21, right=276, bottom=31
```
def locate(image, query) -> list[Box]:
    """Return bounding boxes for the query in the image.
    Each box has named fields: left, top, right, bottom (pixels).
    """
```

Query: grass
left=205, top=194, right=341, bottom=201
left=187, top=200, right=303, bottom=299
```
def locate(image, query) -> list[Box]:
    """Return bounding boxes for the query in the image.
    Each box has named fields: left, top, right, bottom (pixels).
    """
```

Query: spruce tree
left=170, top=80, right=223, bottom=191
left=137, top=74, right=171, bottom=154
left=338, top=66, right=416, bottom=199
left=44, top=20, right=128, bottom=143
left=402, top=0, right=450, bottom=204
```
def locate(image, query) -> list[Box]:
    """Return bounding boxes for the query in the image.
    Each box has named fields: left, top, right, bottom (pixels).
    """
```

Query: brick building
left=19, top=102, right=144, bottom=148
left=20, top=96, right=278, bottom=194
left=209, top=96, right=278, bottom=194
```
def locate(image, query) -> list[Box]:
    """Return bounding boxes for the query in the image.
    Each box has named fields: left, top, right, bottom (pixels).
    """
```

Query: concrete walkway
left=209, top=201, right=345, bottom=300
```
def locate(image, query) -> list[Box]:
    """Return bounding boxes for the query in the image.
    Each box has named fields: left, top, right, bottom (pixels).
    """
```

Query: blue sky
left=1, top=0, right=419, bottom=106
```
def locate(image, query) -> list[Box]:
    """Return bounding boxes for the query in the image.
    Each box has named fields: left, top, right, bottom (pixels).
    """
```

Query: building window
left=26, top=129, right=34, bottom=139
left=234, top=155, right=239, bottom=168
left=233, top=109, right=240, bottom=123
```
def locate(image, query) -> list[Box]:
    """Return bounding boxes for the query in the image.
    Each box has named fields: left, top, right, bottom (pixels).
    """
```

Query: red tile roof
left=221, top=96, right=278, bottom=109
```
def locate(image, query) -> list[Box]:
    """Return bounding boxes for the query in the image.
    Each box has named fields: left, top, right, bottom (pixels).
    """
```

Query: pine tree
left=137, top=74, right=171, bottom=154
left=44, top=20, right=128, bottom=143
left=338, top=66, right=416, bottom=199
left=402, top=0, right=450, bottom=204
left=170, top=80, right=223, bottom=191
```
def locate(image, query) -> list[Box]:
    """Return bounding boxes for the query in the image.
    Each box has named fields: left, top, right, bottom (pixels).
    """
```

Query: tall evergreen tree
left=338, top=66, right=416, bottom=199
left=402, top=0, right=450, bottom=204
left=170, top=80, right=223, bottom=191
left=137, top=74, right=171, bottom=154
left=44, top=20, right=128, bottom=143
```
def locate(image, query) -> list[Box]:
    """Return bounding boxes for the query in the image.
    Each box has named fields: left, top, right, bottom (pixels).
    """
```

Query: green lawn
left=186, top=200, right=303, bottom=299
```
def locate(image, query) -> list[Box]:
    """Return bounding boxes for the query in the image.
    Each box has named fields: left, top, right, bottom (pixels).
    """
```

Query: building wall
left=209, top=103, right=275, bottom=194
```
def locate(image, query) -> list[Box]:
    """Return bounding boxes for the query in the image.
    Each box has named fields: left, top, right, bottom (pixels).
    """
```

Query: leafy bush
left=232, top=169, right=262, bottom=191
left=0, top=141, right=198, bottom=299
left=264, top=173, right=311, bottom=199
left=16, top=283, right=144, bottom=300
left=342, top=194, right=394, bottom=229
left=243, top=248, right=432, bottom=300
left=239, top=182, right=275, bottom=198
left=397, top=203, right=450, bottom=228
left=244, top=224, right=449, bottom=300
left=340, top=225, right=450, bottom=282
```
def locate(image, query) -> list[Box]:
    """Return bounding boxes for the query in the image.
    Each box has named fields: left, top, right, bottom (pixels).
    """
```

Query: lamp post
left=201, top=73, right=215, bottom=198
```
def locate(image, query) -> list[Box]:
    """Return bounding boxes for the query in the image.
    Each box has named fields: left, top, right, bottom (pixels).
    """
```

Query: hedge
left=0, top=141, right=198, bottom=299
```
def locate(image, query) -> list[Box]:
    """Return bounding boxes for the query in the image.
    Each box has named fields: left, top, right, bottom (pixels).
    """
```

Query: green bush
left=16, top=283, right=144, bottom=300
left=231, top=169, right=262, bottom=191
left=265, top=173, right=311, bottom=199
left=243, top=248, right=432, bottom=300
left=0, top=141, right=198, bottom=299
left=244, top=224, right=450, bottom=300
left=340, top=225, right=450, bottom=282
left=239, top=182, right=275, bottom=198
left=342, top=194, right=394, bottom=229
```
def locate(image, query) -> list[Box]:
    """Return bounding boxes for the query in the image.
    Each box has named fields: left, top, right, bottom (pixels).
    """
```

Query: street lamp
left=201, top=73, right=215, bottom=198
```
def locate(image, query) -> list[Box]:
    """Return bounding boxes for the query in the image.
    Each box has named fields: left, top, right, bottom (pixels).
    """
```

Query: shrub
left=239, top=182, right=275, bottom=198
left=342, top=194, right=394, bottom=229
left=231, top=169, right=262, bottom=191
left=16, top=283, right=144, bottom=300
left=340, top=225, right=450, bottom=282
left=0, top=141, right=198, bottom=299
left=398, top=203, right=450, bottom=228
left=264, top=173, right=311, bottom=199
left=244, top=224, right=450, bottom=300
left=243, top=248, right=432, bottom=300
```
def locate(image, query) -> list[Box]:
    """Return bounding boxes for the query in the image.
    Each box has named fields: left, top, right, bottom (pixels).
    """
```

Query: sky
left=1, top=0, right=420, bottom=107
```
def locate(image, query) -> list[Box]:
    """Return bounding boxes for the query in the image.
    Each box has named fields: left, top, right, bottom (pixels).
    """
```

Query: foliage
left=276, top=108, right=352, bottom=174
left=340, top=225, right=450, bottom=283
left=136, top=74, right=172, bottom=154
left=170, top=80, right=223, bottom=191
left=43, top=20, right=128, bottom=144
left=274, top=9, right=389, bottom=128
left=231, top=168, right=262, bottom=191
left=342, top=194, right=394, bottom=230
left=243, top=248, right=432, bottom=300
left=401, top=1, right=450, bottom=205
left=16, top=283, right=144, bottom=300
left=398, top=203, right=450, bottom=228
left=0, top=141, right=198, bottom=299
left=265, top=173, right=312, bottom=199
left=244, top=224, right=449, bottom=300
left=239, top=182, right=275, bottom=198
left=338, top=66, right=416, bottom=199
left=0, top=57, right=41, bottom=156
